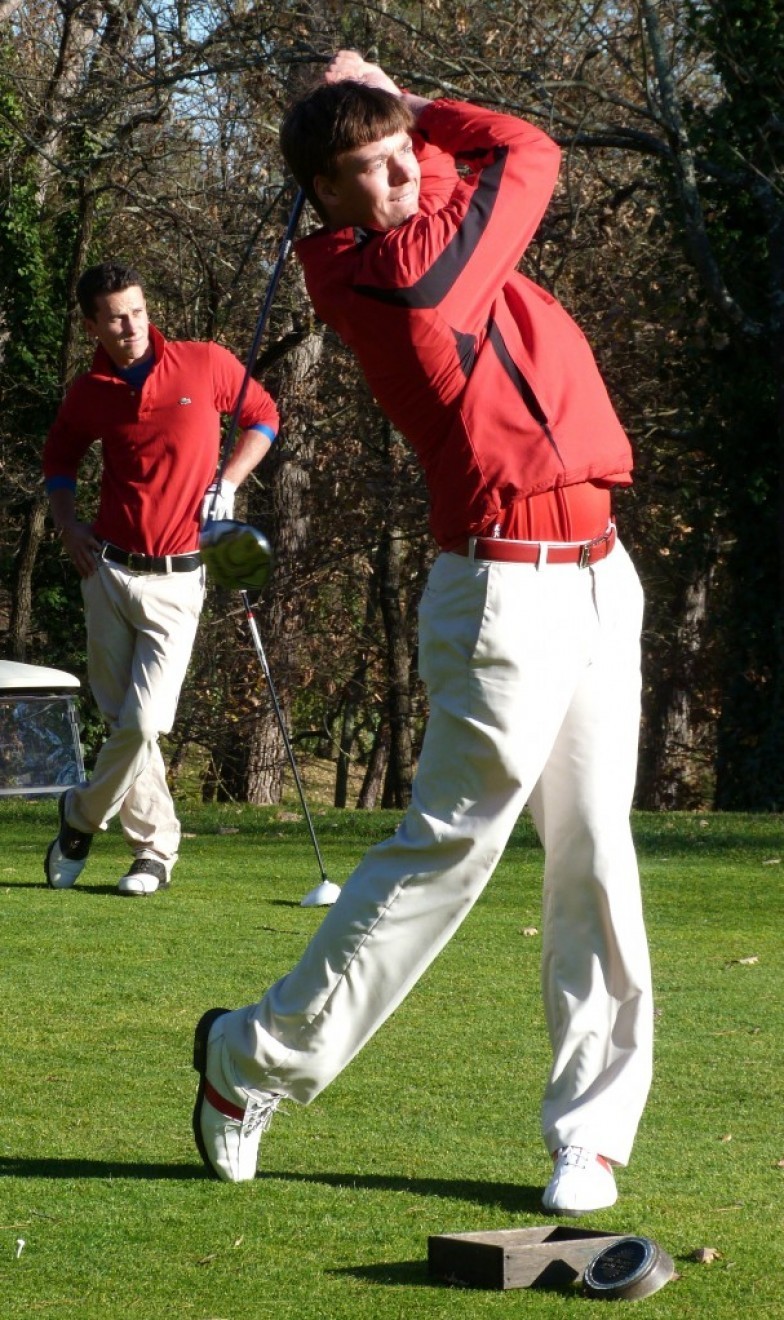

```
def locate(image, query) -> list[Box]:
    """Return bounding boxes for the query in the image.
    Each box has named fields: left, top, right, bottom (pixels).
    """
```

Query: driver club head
left=199, top=519, right=273, bottom=591
left=300, top=879, right=342, bottom=908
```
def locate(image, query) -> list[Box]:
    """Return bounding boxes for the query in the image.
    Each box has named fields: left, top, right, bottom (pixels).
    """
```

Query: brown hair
left=76, top=262, right=144, bottom=318
left=280, top=82, right=415, bottom=220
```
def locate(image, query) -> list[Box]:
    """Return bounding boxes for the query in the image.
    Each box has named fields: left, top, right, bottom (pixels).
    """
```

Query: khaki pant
left=66, top=559, right=205, bottom=868
left=219, top=540, right=653, bottom=1165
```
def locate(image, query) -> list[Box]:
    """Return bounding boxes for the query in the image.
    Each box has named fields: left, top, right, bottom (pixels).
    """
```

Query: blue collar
left=116, top=357, right=154, bottom=389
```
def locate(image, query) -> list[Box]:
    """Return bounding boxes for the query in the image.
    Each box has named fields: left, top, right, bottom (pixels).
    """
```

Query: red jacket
left=43, top=325, right=279, bottom=555
left=295, top=99, right=633, bottom=547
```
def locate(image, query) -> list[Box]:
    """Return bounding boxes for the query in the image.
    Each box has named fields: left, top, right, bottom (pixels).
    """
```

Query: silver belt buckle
left=578, top=541, right=592, bottom=569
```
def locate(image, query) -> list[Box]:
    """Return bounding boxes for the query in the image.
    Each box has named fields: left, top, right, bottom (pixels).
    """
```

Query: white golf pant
left=67, top=560, right=204, bottom=864
left=221, top=539, right=653, bottom=1164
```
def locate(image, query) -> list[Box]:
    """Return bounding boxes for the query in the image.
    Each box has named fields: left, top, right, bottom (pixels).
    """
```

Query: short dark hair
left=76, top=262, right=144, bottom=318
left=280, top=82, right=415, bottom=220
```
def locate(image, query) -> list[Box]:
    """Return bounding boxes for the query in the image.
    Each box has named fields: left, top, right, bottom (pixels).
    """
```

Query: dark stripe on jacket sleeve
left=354, top=147, right=508, bottom=310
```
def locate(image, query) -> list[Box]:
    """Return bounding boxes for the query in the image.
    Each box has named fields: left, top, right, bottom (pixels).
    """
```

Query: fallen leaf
left=775, top=1158, right=784, bottom=1169
left=719, top=1133, right=732, bottom=1142
left=521, top=926, right=539, bottom=937
left=690, top=1246, right=721, bottom=1264
left=728, top=955, right=759, bottom=966
left=762, top=858, right=780, bottom=865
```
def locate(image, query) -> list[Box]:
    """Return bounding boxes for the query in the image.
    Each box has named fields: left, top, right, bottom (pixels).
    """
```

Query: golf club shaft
left=241, top=590, right=329, bottom=883
left=209, top=188, right=306, bottom=519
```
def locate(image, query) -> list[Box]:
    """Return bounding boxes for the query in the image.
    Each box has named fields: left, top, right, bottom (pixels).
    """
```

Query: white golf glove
left=201, top=478, right=236, bottom=526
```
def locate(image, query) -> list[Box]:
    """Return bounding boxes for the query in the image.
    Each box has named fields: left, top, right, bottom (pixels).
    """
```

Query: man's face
left=84, top=286, right=151, bottom=368
left=315, top=130, right=421, bottom=232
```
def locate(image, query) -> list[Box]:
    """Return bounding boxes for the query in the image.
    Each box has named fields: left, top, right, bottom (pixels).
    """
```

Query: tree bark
left=378, top=519, right=413, bottom=809
left=8, top=496, right=47, bottom=661
left=639, top=564, right=715, bottom=809
left=357, top=721, right=390, bottom=811
left=227, top=316, right=325, bottom=805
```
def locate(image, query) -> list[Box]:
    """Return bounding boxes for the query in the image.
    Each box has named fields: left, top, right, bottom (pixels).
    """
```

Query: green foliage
left=686, top=0, right=784, bottom=130
left=0, top=50, right=64, bottom=424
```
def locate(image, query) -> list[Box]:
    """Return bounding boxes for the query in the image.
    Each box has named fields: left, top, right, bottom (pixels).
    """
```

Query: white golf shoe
left=192, top=1007, right=282, bottom=1182
left=542, top=1146, right=618, bottom=1216
left=117, top=858, right=170, bottom=897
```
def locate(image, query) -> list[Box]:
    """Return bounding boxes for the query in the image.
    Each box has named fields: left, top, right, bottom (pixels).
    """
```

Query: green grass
left=1, top=804, right=783, bottom=1317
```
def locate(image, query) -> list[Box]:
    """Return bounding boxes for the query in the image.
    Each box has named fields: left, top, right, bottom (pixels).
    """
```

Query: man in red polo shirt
left=43, top=261, right=279, bottom=895
left=191, top=53, right=653, bottom=1216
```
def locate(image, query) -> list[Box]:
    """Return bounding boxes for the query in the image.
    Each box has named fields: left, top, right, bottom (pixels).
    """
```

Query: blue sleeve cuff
left=44, top=475, right=77, bottom=493
left=248, top=423, right=277, bottom=443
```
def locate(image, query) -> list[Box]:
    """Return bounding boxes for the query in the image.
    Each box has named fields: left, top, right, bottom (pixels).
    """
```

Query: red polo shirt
left=43, top=325, right=279, bottom=556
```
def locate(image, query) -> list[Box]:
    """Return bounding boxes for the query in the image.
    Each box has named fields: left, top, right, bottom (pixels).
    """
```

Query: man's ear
left=314, top=173, right=339, bottom=212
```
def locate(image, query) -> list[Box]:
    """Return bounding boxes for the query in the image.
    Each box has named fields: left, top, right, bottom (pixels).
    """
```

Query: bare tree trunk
left=357, top=721, right=390, bottom=810
left=244, top=713, right=288, bottom=804
left=640, top=565, right=715, bottom=809
left=334, top=579, right=378, bottom=807
left=236, top=320, right=325, bottom=805
left=334, top=699, right=356, bottom=809
left=378, top=519, right=413, bottom=808
left=8, top=496, right=47, bottom=661
left=641, top=0, right=761, bottom=338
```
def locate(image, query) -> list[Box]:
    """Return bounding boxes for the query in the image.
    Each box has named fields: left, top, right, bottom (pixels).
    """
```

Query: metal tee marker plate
left=583, top=1235, right=675, bottom=1301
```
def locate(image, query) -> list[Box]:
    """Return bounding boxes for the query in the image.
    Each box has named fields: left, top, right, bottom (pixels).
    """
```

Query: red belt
left=454, top=522, right=617, bottom=568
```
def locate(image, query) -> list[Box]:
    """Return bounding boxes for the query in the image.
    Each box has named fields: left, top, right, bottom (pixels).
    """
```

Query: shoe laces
left=127, top=858, right=167, bottom=881
left=241, top=1093, right=282, bottom=1138
left=559, top=1146, right=595, bottom=1170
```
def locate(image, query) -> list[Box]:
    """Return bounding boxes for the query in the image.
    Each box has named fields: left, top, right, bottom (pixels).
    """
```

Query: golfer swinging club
left=192, top=51, right=654, bottom=1217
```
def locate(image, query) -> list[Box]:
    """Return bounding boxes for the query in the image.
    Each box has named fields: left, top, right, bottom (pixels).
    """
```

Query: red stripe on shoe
left=204, top=1077, right=245, bottom=1122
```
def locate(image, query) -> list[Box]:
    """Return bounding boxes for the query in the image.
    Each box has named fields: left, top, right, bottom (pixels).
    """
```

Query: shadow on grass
left=0, top=1157, right=543, bottom=1212
left=0, top=1157, right=204, bottom=1179
left=262, top=1169, right=546, bottom=1216
left=6, top=882, right=328, bottom=904
left=329, top=1259, right=579, bottom=1296
left=329, top=1260, right=435, bottom=1289
left=10, top=882, right=121, bottom=895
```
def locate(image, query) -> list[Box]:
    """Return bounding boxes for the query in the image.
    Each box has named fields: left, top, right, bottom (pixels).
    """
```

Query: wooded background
left=1, top=0, right=781, bottom=812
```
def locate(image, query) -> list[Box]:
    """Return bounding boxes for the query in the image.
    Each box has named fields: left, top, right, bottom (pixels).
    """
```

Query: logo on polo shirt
left=179, top=397, right=192, bottom=405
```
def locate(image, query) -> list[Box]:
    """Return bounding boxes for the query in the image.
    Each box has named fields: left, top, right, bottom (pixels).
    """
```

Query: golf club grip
left=210, top=189, right=307, bottom=512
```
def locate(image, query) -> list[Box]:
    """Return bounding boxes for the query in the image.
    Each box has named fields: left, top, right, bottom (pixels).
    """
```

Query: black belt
left=453, top=522, right=617, bottom=568
left=101, top=543, right=202, bottom=574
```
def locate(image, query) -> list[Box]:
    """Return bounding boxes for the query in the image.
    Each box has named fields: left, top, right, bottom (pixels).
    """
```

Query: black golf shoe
left=117, top=858, right=170, bottom=897
left=44, top=793, right=93, bottom=889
